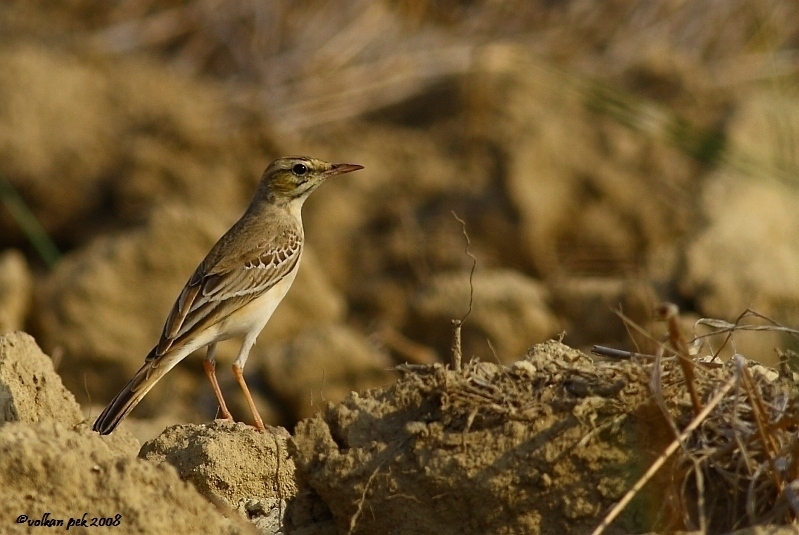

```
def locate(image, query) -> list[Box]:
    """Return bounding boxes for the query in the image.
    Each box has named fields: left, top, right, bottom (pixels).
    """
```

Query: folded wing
left=151, top=228, right=302, bottom=360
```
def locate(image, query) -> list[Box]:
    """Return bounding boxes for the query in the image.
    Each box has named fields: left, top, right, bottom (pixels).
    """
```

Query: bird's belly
left=217, top=267, right=298, bottom=338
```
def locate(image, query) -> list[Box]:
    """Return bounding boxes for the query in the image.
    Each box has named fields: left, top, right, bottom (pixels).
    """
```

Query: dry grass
left=74, top=0, right=799, bottom=135
left=406, top=302, right=799, bottom=533
left=595, top=306, right=799, bottom=533
left=667, top=310, right=799, bottom=531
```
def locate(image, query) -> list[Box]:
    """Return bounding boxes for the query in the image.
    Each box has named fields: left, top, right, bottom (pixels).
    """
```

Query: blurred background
left=1, top=0, right=799, bottom=438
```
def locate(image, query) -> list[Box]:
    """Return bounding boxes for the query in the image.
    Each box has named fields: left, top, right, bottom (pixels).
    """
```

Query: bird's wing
left=150, top=227, right=302, bottom=359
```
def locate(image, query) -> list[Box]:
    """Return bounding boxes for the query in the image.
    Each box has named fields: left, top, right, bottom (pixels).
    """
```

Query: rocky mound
left=2, top=330, right=799, bottom=534
left=291, top=340, right=650, bottom=534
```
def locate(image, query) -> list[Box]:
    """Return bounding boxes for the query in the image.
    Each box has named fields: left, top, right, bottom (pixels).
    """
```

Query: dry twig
left=657, top=303, right=702, bottom=416
left=591, top=369, right=739, bottom=535
left=450, top=212, right=476, bottom=373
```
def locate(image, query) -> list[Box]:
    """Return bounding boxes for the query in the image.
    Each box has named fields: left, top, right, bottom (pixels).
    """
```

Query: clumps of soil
left=2, top=327, right=799, bottom=534
left=140, top=421, right=297, bottom=533
left=290, top=337, right=799, bottom=535
left=0, top=332, right=83, bottom=427
left=0, top=421, right=256, bottom=535
left=290, top=340, right=653, bottom=535
left=0, top=332, right=258, bottom=535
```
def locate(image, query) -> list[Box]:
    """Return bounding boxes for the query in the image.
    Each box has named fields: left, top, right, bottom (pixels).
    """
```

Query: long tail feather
left=92, top=348, right=170, bottom=435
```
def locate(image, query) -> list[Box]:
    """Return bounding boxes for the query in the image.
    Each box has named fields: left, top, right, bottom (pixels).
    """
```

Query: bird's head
left=259, top=156, right=362, bottom=203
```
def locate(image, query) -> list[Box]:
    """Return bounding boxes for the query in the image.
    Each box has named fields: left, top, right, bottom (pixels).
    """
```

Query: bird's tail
left=92, top=347, right=171, bottom=435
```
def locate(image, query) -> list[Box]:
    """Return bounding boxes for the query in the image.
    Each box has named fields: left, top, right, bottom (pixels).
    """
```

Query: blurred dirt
left=261, top=323, right=395, bottom=421
left=410, top=268, right=561, bottom=362
left=0, top=249, right=31, bottom=333
left=680, top=90, right=799, bottom=328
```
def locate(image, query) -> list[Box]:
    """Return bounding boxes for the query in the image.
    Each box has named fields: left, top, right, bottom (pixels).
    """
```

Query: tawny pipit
left=92, top=156, right=362, bottom=435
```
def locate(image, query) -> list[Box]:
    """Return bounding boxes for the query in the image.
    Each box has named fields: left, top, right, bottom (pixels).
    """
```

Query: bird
left=92, top=156, right=363, bottom=435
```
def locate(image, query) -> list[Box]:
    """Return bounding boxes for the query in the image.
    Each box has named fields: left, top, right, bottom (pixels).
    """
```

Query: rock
left=289, top=340, right=647, bottom=535
left=261, top=324, right=395, bottom=421
left=0, top=421, right=254, bottom=534
left=0, top=332, right=83, bottom=427
left=0, top=250, right=32, bottom=333
left=139, top=420, right=296, bottom=533
left=410, top=269, right=561, bottom=363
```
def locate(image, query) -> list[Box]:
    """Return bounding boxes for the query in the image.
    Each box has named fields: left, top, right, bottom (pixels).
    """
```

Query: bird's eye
left=292, top=163, right=308, bottom=176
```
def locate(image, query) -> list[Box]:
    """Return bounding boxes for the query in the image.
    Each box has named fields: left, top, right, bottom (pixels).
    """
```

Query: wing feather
left=152, top=226, right=302, bottom=358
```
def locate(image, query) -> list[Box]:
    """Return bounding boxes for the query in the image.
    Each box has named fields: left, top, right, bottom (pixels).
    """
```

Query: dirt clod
left=140, top=420, right=297, bottom=533
left=0, top=331, right=83, bottom=427
left=290, top=340, right=651, bottom=535
left=0, top=421, right=255, bottom=535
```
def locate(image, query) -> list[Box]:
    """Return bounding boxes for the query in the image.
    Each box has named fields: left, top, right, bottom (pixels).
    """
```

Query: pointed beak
left=326, top=163, right=363, bottom=177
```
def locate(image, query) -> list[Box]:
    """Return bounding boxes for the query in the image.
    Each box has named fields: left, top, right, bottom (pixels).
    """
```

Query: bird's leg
left=203, top=343, right=233, bottom=421
left=232, top=335, right=265, bottom=431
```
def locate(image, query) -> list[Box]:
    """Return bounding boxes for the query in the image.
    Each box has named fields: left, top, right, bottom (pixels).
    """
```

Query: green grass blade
left=0, top=173, right=61, bottom=269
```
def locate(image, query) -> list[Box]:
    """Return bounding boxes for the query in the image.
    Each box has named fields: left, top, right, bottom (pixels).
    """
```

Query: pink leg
left=203, top=343, right=233, bottom=421
left=232, top=364, right=265, bottom=431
